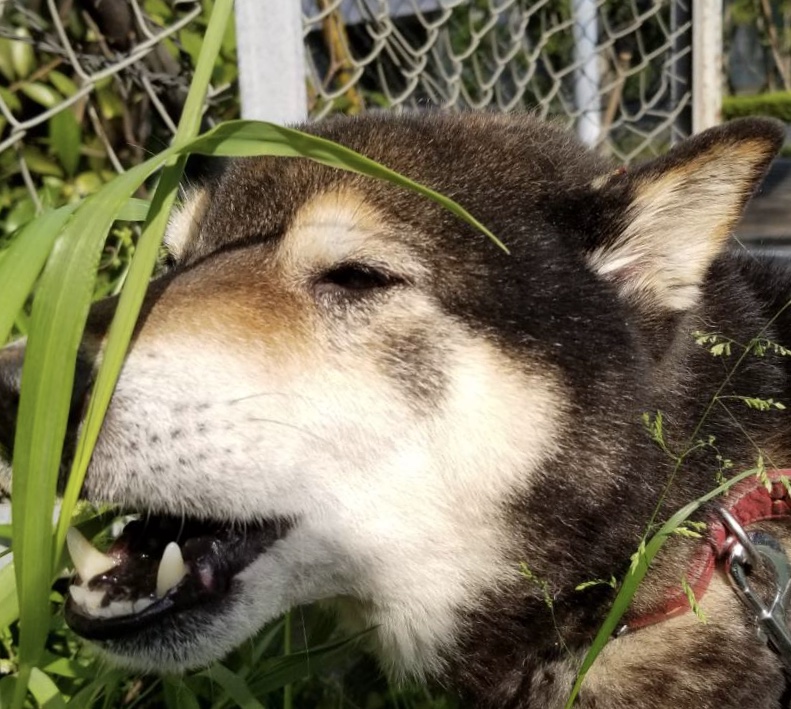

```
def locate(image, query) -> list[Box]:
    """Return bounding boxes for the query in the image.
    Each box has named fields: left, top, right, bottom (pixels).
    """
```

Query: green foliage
left=575, top=577, right=617, bottom=592
left=0, top=0, right=240, bottom=314
left=680, top=578, right=707, bottom=623
left=722, top=91, right=791, bottom=121
left=520, top=563, right=555, bottom=609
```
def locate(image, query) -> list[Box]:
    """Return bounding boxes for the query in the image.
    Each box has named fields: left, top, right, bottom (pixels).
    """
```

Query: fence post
left=234, top=0, right=307, bottom=124
left=692, top=0, right=723, bottom=132
left=671, top=0, right=693, bottom=143
left=572, top=0, right=601, bottom=146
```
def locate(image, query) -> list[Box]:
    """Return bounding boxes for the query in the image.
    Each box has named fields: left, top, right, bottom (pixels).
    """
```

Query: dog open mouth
left=64, top=514, right=290, bottom=641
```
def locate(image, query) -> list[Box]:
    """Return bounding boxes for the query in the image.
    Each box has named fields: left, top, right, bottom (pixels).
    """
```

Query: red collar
left=624, top=469, right=791, bottom=632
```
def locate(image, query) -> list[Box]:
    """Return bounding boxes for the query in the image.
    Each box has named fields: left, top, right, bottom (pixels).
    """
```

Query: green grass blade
left=54, top=0, right=235, bottom=554
left=10, top=161, right=170, bottom=709
left=163, top=677, right=201, bottom=709
left=64, top=669, right=126, bottom=707
left=200, top=665, right=265, bottom=709
left=283, top=611, right=292, bottom=709
left=563, top=464, right=764, bottom=707
left=0, top=206, right=75, bottom=345
left=0, top=198, right=150, bottom=347
left=27, top=668, right=67, bottom=709
left=11, top=160, right=172, bottom=706
left=247, top=631, right=371, bottom=696
left=0, top=561, right=19, bottom=628
left=0, top=676, right=17, bottom=707
left=12, top=228, right=108, bottom=677
left=187, top=121, right=508, bottom=253
left=114, top=199, right=152, bottom=223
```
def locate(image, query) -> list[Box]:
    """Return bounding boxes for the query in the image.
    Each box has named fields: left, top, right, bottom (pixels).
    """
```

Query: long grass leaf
left=187, top=121, right=507, bottom=253
left=0, top=562, right=19, bottom=628
left=54, top=0, right=234, bottom=554
left=162, top=677, right=201, bottom=709
left=200, top=665, right=265, bottom=709
left=248, top=631, right=371, bottom=696
left=63, top=670, right=125, bottom=707
left=27, top=668, right=67, bottom=709
left=0, top=207, right=74, bottom=345
left=0, top=199, right=150, bottom=347
left=12, top=231, right=106, bottom=678
left=10, top=163, right=170, bottom=709
left=563, top=464, right=763, bottom=707
left=0, top=676, right=17, bottom=707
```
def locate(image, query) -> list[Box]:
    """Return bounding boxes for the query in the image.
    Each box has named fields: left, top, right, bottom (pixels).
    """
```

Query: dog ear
left=587, top=118, right=784, bottom=311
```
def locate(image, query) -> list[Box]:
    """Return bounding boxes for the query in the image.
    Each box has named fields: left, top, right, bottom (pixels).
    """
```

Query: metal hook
left=717, top=506, right=762, bottom=569
left=723, top=516, right=791, bottom=668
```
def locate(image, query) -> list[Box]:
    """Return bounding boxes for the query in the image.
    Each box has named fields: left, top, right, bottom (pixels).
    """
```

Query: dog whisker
left=245, top=417, right=336, bottom=449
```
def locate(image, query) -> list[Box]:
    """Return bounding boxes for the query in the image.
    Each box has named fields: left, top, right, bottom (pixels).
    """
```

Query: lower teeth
left=69, top=584, right=156, bottom=619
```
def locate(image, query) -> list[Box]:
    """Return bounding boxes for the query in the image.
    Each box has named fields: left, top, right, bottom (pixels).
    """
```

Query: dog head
left=0, top=113, right=783, bottom=678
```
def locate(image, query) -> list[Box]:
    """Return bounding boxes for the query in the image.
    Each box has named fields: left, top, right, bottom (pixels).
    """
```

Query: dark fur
left=1, top=112, right=789, bottom=707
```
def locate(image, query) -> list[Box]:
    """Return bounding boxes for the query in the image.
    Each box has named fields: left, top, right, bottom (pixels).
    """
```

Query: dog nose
left=0, top=340, right=93, bottom=461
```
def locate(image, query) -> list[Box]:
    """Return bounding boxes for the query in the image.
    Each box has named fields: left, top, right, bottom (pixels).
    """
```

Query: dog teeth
left=69, top=584, right=105, bottom=611
left=156, top=541, right=187, bottom=597
left=66, top=527, right=118, bottom=582
left=69, top=584, right=157, bottom=619
left=133, top=598, right=156, bottom=614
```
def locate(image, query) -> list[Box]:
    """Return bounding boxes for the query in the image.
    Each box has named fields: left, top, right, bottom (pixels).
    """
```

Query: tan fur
left=165, top=188, right=210, bottom=261
left=589, top=142, right=776, bottom=310
left=587, top=573, right=778, bottom=706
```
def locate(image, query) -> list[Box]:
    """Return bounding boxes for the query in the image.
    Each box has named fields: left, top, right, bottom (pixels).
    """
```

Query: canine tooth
left=66, top=527, right=118, bottom=582
left=156, top=542, right=187, bottom=597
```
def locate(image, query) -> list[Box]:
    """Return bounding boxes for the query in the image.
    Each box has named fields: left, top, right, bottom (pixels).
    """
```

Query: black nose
left=0, top=340, right=93, bottom=462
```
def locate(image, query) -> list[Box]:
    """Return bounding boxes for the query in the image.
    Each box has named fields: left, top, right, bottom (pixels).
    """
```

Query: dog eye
left=314, top=263, right=402, bottom=299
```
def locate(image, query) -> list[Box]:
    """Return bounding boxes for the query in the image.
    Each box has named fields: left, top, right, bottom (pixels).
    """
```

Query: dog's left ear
left=587, top=118, right=785, bottom=311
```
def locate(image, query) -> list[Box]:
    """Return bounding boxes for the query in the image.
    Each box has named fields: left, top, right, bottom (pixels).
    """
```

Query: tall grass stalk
left=9, top=2, right=234, bottom=706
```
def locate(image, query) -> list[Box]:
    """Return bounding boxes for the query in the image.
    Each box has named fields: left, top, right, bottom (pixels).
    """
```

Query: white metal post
left=234, top=0, right=308, bottom=124
left=692, top=0, right=723, bottom=132
left=573, top=0, right=601, bottom=146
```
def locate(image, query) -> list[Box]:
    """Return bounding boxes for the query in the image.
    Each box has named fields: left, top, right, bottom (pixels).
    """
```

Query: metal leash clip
left=719, top=507, right=791, bottom=668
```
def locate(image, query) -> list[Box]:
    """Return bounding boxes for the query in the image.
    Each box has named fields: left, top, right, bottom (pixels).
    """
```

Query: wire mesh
left=302, top=0, right=694, bottom=162
left=0, top=0, right=236, bottom=223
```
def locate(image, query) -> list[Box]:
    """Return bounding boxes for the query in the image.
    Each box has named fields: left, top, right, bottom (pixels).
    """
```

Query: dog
left=0, top=112, right=790, bottom=708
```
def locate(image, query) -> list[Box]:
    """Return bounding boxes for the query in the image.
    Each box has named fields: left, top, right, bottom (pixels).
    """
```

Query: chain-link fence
left=2, top=0, right=783, bottom=225
left=0, top=0, right=237, bottom=238
left=302, top=0, right=694, bottom=161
